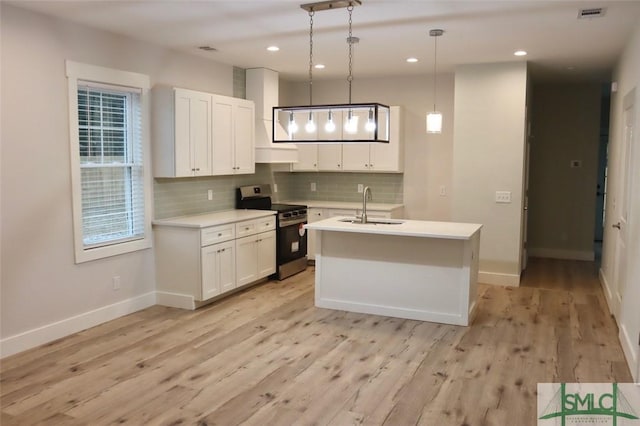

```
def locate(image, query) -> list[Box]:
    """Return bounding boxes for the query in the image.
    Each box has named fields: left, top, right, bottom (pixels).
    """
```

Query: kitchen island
left=304, top=217, right=482, bottom=326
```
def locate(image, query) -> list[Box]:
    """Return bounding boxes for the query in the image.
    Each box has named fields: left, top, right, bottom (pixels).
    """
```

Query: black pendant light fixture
left=273, top=0, right=390, bottom=143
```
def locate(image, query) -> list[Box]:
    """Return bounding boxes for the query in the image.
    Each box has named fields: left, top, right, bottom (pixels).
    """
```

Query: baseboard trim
left=0, top=292, right=156, bottom=359
left=478, top=271, right=520, bottom=287
left=619, top=323, right=639, bottom=382
left=599, top=268, right=615, bottom=314
left=156, top=291, right=196, bottom=310
left=528, top=248, right=595, bottom=261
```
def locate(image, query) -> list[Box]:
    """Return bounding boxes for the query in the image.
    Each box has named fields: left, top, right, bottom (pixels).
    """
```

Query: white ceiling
left=9, top=0, right=640, bottom=82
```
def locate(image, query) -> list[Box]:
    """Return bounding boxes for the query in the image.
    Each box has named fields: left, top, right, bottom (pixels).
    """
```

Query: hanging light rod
left=275, top=0, right=388, bottom=144
left=301, top=0, right=361, bottom=13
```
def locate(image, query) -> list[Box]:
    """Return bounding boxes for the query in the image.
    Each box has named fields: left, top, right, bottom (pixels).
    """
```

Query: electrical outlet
left=112, top=276, right=121, bottom=291
left=495, top=191, right=512, bottom=203
left=439, top=185, right=447, bottom=196
left=310, top=182, right=316, bottom=192
left=357, top=184, right=364, bottom=193
left=207, top=189, right=213, bottom=201
left=273, top=184, right=278, bottom=193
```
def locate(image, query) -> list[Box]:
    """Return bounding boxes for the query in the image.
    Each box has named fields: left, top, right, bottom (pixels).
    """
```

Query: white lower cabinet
left=201, top=240, right=236, bottom=299
left=154, top=212, right=276, bottom=310
left=236, top=230, right=276, bottom=287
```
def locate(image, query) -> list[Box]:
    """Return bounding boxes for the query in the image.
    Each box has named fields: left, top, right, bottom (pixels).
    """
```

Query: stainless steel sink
left=338, top=217, right=404, bottom=225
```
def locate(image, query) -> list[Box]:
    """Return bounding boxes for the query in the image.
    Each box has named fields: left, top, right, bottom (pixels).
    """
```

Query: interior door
left=611, top=100, right=634, bottom=319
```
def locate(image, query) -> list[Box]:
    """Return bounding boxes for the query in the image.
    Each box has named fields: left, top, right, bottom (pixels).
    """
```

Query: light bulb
left=288, top=112, right=298, bottom=134
left=344, top=113, right=358, bottom=134
left=325, top=111, right=336, bottom=133
left=305, top=112, right=316, bottom=133
left=365, top=108, right=376, bottom=132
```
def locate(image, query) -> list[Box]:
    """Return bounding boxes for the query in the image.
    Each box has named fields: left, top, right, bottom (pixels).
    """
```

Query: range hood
left=246, top=68, right=298, bottom=163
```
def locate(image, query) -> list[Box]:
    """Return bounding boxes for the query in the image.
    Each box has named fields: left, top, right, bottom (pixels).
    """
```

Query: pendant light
left=273, top=0, right=390, bottom=143
left=304, top=8, right=316, bottom=134
left=426, top=29, right=444, bottom=134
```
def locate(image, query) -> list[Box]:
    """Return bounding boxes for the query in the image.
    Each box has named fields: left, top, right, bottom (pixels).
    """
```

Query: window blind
left=77, top=83, right=145, bottom=248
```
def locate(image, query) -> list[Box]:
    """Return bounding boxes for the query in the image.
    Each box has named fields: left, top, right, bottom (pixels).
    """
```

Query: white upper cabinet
left=342, top=106, right=403, bottom=172
left=292, top=144, right=319, bottom=171
left=154, top=87, right=213, bottom=177
left=290, top=106, right=402, bottom=173
left=153, top=87, right=254, bottom=178
left=212, top=94, right=255, bottom=175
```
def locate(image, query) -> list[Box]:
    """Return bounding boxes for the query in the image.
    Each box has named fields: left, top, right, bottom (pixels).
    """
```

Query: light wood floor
left=1, top=258, right=631, bottom=425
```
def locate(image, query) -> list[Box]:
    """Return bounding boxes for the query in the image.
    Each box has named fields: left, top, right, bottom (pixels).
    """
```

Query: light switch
left=207, top=189, right=213, bottom=201
left=495, top=191, right=511, bottom=203
left=311, top=182, right=316, bottom=192
left=357, top=184, right=364, bottom=193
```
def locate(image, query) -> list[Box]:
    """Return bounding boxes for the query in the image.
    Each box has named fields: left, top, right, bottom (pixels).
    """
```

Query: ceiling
left=9, top=0, right=640, bottom=82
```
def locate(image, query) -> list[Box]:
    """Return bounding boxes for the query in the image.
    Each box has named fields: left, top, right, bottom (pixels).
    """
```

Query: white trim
left=478, top=271, right=520, bottom=287
left=0, top=293, right=156, bottom=359
left=619, top=323, right=639, bottom=382
left=528, top=248, right=595, bottom=261
left=65, top=60, right=153, bottom=263
left=599, top=268, right=615, bottom=315
left=156, top=291, right=196, bottom=310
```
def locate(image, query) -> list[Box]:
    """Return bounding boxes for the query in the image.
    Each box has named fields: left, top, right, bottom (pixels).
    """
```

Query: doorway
left=594, top=85, right=611, bottom=268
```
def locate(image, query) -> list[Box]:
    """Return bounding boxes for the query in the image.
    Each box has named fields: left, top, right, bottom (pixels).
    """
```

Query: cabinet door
left=256, top=230, right=276, bottom=278
left=292, top=144, right=319, bottom=171
left=174, top=89, right=212, bottom=177
left=318, top=145, right=343, bottom=171
left=201, top=240, right=236, bottom=300
left=235, top=235, right=258, bottom=287
left=234, top=100, right=255, bottom=174
left=218, top=241, right=236, bottom=293
left=341, top=144, right=370, bottom=171
left=369, top=106, right=402, bottom=172
left=201, top=244, right=221, bottom=300
left=212, top=97, right=235, bottom=175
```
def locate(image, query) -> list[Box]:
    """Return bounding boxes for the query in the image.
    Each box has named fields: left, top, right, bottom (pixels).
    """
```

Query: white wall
left=281, top=74, right=455, bottom=222
left=0, top=4, right=233, bottom=356
left=602, top=20, right=640, bottom=381
left=452, top=62, right=528, bottom=286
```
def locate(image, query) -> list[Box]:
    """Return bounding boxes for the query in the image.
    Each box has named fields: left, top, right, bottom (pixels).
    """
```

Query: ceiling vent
left=578, top=8, right=606, bottom=19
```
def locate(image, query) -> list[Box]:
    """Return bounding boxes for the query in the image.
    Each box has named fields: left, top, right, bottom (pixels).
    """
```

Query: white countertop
left=283, top=200, right=404, bottom=212
left=152, top=209, right=276, bottom=229
left=305, top=216, right=482, bottom=240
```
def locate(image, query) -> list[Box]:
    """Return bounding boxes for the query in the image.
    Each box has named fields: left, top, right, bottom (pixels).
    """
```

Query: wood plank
left=1, top=260, right=633, bottom=425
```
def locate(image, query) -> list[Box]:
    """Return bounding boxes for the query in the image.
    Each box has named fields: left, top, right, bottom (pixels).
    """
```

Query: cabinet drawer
left=201, top=224, right=235, bottom=247
left=236, top=215, right=276, bottom=237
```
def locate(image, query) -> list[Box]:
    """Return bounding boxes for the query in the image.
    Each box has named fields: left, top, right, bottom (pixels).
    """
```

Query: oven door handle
left=279, top=217, right=307, bottom=227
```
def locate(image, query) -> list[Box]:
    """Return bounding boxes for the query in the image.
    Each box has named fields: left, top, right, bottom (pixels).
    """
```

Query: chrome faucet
left=361, top=186, right=372, bottom=224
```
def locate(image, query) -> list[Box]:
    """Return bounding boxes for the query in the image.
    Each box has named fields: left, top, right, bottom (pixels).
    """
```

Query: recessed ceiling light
left=267, top=46, right=280, bottom=52
left=314, top=64, right=325, bottom=69
left=514, top=50, right=527, bottom=57
left=406, top=57, right=419, bottom=63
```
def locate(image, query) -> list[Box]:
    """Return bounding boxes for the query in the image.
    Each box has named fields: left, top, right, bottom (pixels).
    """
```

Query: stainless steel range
left=236, top=185, right=308, bottom=280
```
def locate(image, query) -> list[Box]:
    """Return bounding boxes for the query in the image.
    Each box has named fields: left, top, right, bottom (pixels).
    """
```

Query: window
left=66, top=61, right=151, bottom=263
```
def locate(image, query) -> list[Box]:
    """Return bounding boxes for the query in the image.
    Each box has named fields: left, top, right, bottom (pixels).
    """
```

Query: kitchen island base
left=310, top=219, right=481, bottom=326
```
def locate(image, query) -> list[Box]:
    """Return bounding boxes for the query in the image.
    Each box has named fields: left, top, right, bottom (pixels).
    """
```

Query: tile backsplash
left=154, top=165, right=403, bottom=219
left=276, top=171, right=403, bottom=204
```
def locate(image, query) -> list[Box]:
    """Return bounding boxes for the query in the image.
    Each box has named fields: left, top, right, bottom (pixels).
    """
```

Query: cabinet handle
left=196, top=168, right=200, bottom=171
left=217, top=233, right=222, bottom=236
left=314, top=163, right=317, bottom=167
